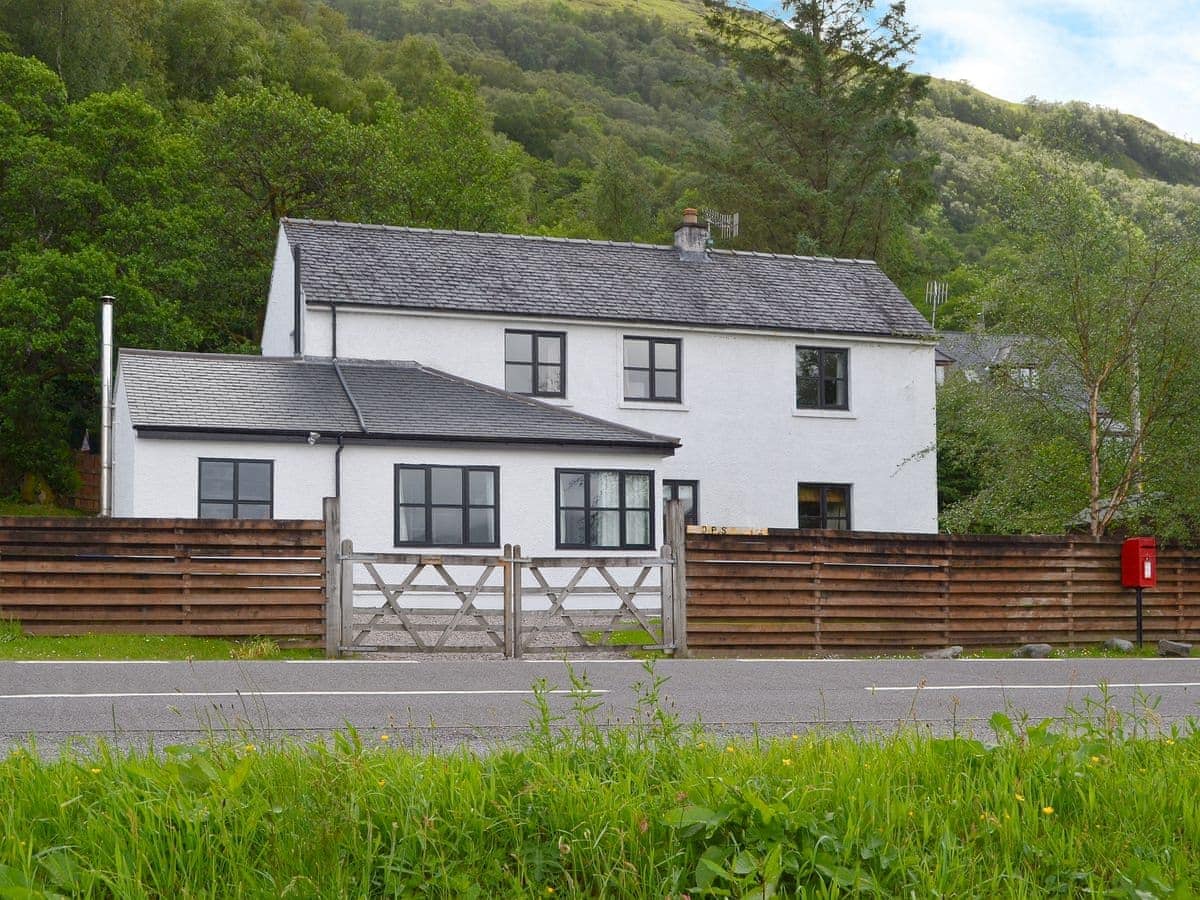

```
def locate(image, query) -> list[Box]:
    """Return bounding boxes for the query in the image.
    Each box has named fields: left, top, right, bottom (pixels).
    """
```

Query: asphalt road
left=2, top=657, right=1199, bottom=753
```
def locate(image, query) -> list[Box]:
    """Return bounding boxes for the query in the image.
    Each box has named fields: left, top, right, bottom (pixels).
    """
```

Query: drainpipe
left=335, top=434, right=345, bottom=499
left=292, top=243, right=302, bottom=357
left=99, top=296, right=114, bottom=517
left=331, top=303, right=338, bottom=359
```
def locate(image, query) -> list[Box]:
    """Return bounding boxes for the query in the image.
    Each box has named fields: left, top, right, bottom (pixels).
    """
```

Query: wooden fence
left=0, top=516, right=326, bottom=646
left=686, top=529, right=1200, bottom=654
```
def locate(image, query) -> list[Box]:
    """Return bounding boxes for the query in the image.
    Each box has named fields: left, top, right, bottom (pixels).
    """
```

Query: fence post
left=665, top=499, right=688, bottom=657
left=502, top=543, right=514, bottom=658
left=512, top=544, right=524, bottom=660
left=323, top=497, right=341, bottom=658
left=339, top=538, right=355, bottom=654
left=659, top=541, right=675, bottom=653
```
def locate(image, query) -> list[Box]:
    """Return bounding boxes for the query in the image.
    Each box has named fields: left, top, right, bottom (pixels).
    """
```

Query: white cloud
left=903, top=0, right=1200, bottom=141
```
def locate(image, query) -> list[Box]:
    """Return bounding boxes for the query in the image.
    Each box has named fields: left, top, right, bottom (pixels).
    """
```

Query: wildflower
left=725, top=746, right=735, bottom=753
left=791, top=733, right=799, bottom=741
left=907, top=810, right=914, bottom=818
left=89, top=768, right=101, bottom=774
left=1042, top=806, right=1054, bottom=815
left=782, top=758, right=792, bottom=767
left=378, top=779, right=386, bottom=787
left=244, top=744, right=256, bottom=752
left=1014, top=793, right=1025, bottom=802
left=545, top=888, right=555, bottom=895
left=380, top=734, right=391, bottom=742
left=1166, top=738, right=1176, bottom=746
left=1090, top=756, right=1100, bottom=764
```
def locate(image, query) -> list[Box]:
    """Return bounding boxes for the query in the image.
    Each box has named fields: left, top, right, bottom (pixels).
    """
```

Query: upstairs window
left=663, top=479, right=699, bottom=527
left=798, top=483, right=851, bottom=530
left=557, top=469, right=653, bottom=550
left=796, top=347, right=849, bottom=410
left=198, top=459, right=273, bottom=519
left=624, top=336, right=681, bottom=402
left=505, top=330, right=565, bottom=397
left=395, top=465, right=499, bottom=548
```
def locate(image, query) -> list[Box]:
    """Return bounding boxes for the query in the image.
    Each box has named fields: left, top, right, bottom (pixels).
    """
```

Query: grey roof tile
left=118, top=349, right=678, bottom=451
left=281, top=219, right=934, bottom=339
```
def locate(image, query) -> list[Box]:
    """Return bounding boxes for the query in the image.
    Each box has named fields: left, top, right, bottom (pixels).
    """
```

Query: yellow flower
left=907, top=810, right=914, bottom=818
left=89, top=767, right=101, bottom=774
left=545, top=888, right=555, bottom=895
left=378, top=779, right=386, bottom=787
left=1166, top=738, right=1176, bottom=746
left=781, top=758, right=792, bottom=767
left=790, top=733, right=799, bottom=741
left=725, top=746, right=735, bottom=753
left=1042, top=806, right=1054, bottom=815
left=380, top=734, right=391, bottom=742
left=1090, top=756, right=1100, bottom=764
left=244, top=744, right=256, bottom=752
left=1014, top=793, right=1025, bottom=802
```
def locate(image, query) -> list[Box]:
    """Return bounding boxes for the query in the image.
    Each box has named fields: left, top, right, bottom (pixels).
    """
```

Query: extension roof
left=280, top=218, right=934, bottom=339
left=118, top=349, right=679, bottom=452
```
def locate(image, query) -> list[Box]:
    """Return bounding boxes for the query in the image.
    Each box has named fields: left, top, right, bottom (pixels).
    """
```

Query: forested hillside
left=2, top=0, right=1199, bottom=536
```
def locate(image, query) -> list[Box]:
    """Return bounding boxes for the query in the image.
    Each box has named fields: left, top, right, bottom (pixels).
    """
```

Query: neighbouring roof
left=936, top=332, right=1035, bottom=371
left=118, top=349, right=679, bottom=451
left=280, top=218, right=934, bottom=339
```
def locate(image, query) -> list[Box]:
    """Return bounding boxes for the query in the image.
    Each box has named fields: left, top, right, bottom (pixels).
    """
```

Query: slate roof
left=280, top=219, right=934, bottom=339
left=937, top=332, right=1035, bottom=371
left=118, top=349, right=679, bottom=451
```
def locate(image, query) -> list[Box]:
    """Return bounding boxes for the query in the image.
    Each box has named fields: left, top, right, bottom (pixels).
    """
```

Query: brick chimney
left=673, top=208, right=709, bottom=262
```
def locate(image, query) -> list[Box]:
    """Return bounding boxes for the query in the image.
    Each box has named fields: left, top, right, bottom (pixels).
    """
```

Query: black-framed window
left=505, top=330, right=565, bottom=397
left=798, top=483, right=851, bottom=530
left=623, top=336, right=681, bottom=402
left=663, top=479, right=699, bottom=527
left=557, top=469, right=653, bottom=550
left=796, top=347, right=849, bottom=410
left=395, top=465, right=499, bottom=548
left=198, top=459, right=273, bottom=520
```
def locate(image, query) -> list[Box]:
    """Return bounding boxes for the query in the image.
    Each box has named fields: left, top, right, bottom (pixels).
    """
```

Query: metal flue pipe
left=100, top=296, right=114, bottom=517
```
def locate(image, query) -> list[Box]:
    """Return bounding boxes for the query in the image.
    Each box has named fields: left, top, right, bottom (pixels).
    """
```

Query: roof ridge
left=280, top=217, right=879, bottom=267
left=410, top=363, right=682, bottom=447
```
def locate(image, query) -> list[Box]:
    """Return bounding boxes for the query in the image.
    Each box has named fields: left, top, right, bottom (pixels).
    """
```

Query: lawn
left=0, top=621, right=321, bottom=661
left=1, top=669, right=1197, bottom=897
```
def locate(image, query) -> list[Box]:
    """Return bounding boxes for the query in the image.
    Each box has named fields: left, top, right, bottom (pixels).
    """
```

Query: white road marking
left=283, top=659, right=419, bottom=664
left=0, top=689, right=606, bottom=701
left=12, top=660, right=172, bottom=665
left=867, top=682, right=1200, bottom=692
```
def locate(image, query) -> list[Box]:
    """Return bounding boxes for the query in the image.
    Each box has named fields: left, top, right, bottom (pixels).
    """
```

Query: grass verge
left=0, top=621, right=320, bottom=661
left=2, top=667, right=1197, bottom=897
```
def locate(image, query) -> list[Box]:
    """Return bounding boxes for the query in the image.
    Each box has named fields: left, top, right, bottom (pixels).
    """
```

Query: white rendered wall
left=111, top=372, right=136, bottom=516
left=118, top=434, right=671, bottom=557
left=303, top=307, right=939, bottom=533
left=260, top=228, right=297, bottom=357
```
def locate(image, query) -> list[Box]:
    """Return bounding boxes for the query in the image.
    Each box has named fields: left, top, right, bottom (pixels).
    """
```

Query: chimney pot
left=683, top=208, right=698, bottom=224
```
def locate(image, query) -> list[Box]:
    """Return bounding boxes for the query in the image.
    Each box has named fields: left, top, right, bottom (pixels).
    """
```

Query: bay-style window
left=198, top=459, right=273, bottom=519
left=795, top=346, right=849, bottom=410
left=505, top=330, right=565, bottom=397
left=798, top=483, right=851, bottom=530
left=623, top=336, right=681, bottom=402
left=557, top=469, right=653, bottom=549
left=663, top=479, right=699, bottom=526
left=395, top=465, right=499, bottom=547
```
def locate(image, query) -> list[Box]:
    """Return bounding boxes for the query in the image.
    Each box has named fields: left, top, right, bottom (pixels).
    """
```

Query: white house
left=113, top=210, right=938, bottom=555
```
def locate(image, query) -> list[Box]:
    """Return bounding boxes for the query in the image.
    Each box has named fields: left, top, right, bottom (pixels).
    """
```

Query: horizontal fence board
left=0, top=516, right=326, bottom=642
left=687, top=529, right=1200, bottom=654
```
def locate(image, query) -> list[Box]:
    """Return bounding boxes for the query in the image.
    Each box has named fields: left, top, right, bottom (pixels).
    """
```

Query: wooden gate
left=330, top=539, right=686, bottom=657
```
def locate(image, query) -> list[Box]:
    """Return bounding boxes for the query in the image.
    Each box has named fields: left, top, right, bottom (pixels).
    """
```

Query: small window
left=395, top=465, right=499, bottom=548
left=505, top=330, right=565, bottom=397
left=798, top=483, right=851, bottom=530
left=198, top=459, right=273, bottom=519
left=663, top=479, right=699, bottom=527
left=796, top=347, right=849, bottom=410
left=557, top=469, right=653, bottom=550
left=623, top=336, right=681, bottom=402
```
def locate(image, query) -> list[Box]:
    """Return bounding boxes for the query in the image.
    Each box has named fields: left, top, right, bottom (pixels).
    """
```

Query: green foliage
left=2, top=673, right=1199, bottom=895
left=699, top=0, right=935, bottom=270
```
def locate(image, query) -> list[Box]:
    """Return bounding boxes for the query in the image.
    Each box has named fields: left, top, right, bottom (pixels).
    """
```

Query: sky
left=748, top=1, right=1200, bottom=141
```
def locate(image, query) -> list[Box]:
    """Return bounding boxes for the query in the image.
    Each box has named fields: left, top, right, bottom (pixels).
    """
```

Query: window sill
left=792, top=409, right=856, bottom=420
left=619, top=401, right=690, bottom=411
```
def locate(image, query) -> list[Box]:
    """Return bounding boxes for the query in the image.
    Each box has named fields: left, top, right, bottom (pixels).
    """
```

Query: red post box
left=1121, top=537, right=1157, bottom=589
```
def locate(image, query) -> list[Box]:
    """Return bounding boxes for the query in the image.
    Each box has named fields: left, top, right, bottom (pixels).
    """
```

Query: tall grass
left=2, top=666, right=1198, bottom=897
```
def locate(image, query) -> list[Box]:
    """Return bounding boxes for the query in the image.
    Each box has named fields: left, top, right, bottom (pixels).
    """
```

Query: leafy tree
left=992, top=152, right=1200, bottom=537
left=587, top=139, right=654, bottom=241
left=700, top=0, right=934, bottom=265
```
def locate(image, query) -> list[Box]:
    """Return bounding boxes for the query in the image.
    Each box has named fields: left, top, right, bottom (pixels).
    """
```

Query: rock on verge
left=1103, top=638, right=1135, bottom=653
left=1013, top=643, right=1054, bottom=659
left=922, top=646, right=963, bottom=659
left=1158, top=640, right=1193, bottom=657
